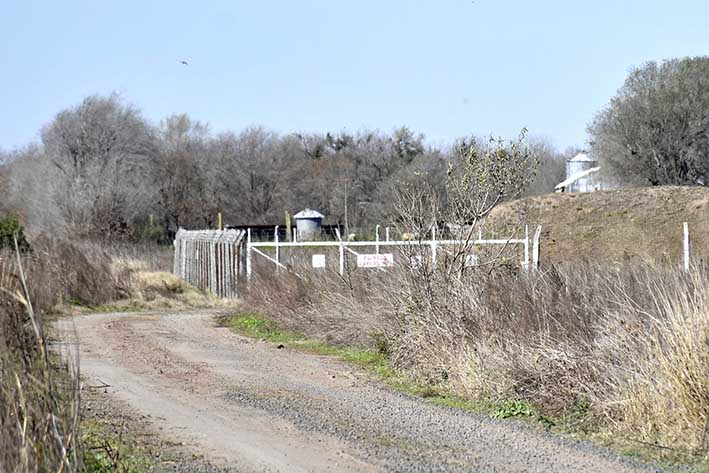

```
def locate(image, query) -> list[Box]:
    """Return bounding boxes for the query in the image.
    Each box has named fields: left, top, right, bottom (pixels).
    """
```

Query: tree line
left=0, top=94, right=569, bottom=241
left=3, top=55, right=708, bottom=241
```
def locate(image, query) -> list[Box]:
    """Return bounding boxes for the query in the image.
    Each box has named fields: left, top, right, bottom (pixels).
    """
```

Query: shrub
left=244, top=261, right=709, bottom=457
left=0, top=214, right=30, bottom=252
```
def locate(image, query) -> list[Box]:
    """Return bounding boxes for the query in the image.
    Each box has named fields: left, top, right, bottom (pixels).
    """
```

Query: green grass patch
left=81, top=419, right=156, bottom=473
left=217, top=313, right=303, bottom=344
left=217, top=313, right=531, bottom=419
left=216, top=313, right=394, bottom=372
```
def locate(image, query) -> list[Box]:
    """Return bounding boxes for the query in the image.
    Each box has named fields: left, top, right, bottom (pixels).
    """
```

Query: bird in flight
left=180, top=60, right=189, bottom=66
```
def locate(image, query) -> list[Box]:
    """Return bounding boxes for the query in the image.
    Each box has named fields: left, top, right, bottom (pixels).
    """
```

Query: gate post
left=339, top=241, right=345, bottom=275
left=180, top=238, right=187, bottom=280
left=684, top=222, right=690, bottom=271
left=246, top=228, right=252, bottom=284
left=275, top=225, right=280, bottom=273
left=532, top=225, right=542, bottom=270
left=209, top=240, right=217, bottom=294
left=524, top=225, right=529, bottom=269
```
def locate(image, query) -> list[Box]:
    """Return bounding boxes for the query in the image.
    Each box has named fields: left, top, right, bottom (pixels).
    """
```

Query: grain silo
left=293, top=209, right=324, bottom=240
left=559, top=152, right=602, bottom=193
left=566, top=152, right=596, bottom=178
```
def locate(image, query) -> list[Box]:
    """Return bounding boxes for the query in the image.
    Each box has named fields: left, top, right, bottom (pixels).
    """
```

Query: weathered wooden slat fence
left=173, top=229, right=245, bottom=298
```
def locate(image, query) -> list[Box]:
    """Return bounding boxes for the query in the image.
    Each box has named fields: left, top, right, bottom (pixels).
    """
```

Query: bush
left=140, top=215, right=165, bottom=243
left=0, top=214, right=30, bottom=252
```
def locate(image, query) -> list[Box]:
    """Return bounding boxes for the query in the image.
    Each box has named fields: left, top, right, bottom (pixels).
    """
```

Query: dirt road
left=67, top=311, right=658, bottom=473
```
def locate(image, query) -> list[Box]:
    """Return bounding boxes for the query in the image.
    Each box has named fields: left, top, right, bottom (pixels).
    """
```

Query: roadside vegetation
left=0, top=217, right=228, bottom=473
left=239, top=261, right=709, bottom=470
left=237, top=133, right=709, bottom=471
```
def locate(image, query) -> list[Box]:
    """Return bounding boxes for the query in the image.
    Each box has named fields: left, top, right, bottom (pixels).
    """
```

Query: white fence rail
left=246, top=225, right=543, bottom=283
left=170, top=222, right=698, bottom=299
left=173, top=229, right=245, bottom=298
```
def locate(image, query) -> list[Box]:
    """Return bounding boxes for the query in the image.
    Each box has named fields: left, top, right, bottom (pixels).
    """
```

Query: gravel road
left=66, top=310, right=659, bottom=473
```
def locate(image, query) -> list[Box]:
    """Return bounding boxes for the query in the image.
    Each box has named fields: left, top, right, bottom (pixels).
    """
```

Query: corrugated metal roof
left=293, top=209, right=325, bottom=219
left=555, top=166, right=601, bottom=190
left=568, top=152, right=595, bottom=162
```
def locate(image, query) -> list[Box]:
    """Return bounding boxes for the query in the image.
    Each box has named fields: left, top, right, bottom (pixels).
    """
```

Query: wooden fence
left=173, top=229, right=245, bottom=298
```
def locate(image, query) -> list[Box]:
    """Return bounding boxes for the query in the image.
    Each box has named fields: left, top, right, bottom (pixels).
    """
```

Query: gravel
left=70, top=311, right=662, bottom=473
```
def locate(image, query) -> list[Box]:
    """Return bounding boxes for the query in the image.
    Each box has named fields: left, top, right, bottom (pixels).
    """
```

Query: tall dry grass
left=0, top=245, right=82, bottom=473
left=0, top=236, right=174, bottom=472
left=245, top=261, right=709, bottom=455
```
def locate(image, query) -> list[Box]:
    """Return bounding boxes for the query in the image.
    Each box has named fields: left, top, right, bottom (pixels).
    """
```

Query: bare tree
left=211, top=127, right=288, bottom=225
left=2, top=91, right=552, bottom=239
left=40, top=94, right=157, bottom=238
left=0, top=151, right=8, bottom=214
left=523, top=137, right=567, bottom=196
left=393, top=130, right=536, bottom=276
left=286, top=128, right=428, bottom=230
left=153, top=114, right=212, bottom=235
left=588, top=56, right=709, bottom=186
left=4, top=145, right=65, bottom=236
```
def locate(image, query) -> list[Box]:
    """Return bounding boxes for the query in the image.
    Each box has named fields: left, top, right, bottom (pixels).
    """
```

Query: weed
left=493, top=400, right=534, bottom=419
left=81, top=420, right=155, bottom=473
left=219, top=313, right=300, bottom=343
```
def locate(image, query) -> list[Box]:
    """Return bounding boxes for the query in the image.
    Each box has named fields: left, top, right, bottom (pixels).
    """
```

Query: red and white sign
left=356, top=253, right=394, bottom=268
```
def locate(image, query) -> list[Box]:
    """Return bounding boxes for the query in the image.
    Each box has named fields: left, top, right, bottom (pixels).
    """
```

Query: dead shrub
left=246, top=260, right=709, bottom=454
left=245, top=258, right=399, bottom=347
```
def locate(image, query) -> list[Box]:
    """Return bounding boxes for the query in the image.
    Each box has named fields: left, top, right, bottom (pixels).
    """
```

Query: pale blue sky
left=1, top=0, right=708, bottom=151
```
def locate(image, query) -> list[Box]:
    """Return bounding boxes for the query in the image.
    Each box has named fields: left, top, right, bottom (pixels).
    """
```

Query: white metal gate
left=245, top=225, right=542, bottom=283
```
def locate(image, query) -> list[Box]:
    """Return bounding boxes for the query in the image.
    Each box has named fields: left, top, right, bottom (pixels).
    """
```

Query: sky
left=1, top=0, right=708, bottom=152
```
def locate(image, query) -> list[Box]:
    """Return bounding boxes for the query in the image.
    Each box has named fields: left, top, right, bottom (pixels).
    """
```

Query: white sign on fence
left=357, top=253, right=394, bottom=268
left=312, top=254, right=327, bottom=268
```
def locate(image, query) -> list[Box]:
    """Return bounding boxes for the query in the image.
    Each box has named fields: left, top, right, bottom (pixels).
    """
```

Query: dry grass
left=245, top=259, right=396, bottom=346
left=488, top=185, right=709, bottom=264
left=0, top=236, right=223, bottom=471
left=0, top=237, right=233, bottom=314
left=90, top=266, right=236, bottom=312
left=0, top=247, right=82, bottom=473
left=245, top=260, right=709, bottom=462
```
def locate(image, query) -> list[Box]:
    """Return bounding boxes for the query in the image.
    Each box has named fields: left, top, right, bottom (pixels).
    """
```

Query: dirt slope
left=489, top=186, right=709, bottom=264
left=63, top=311, right=658, bottom=473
